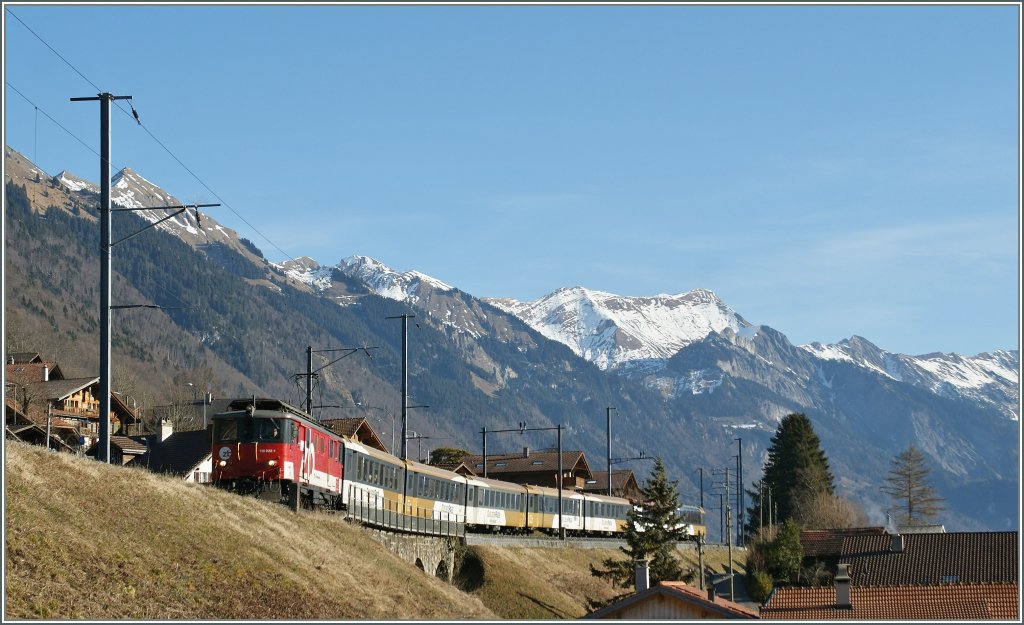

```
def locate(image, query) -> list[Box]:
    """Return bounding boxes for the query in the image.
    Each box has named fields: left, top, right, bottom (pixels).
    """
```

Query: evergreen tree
left=881, top=445, right=944, bottom=526
left=589, top=457, right=689, bottom=605
left=745, top=413, right=834, bottom=536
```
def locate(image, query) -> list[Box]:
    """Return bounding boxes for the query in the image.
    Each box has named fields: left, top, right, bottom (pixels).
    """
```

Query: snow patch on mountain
left=486, top=286, right=750, bottom=371
left=803, top=339, right=1019, bottom=421
left=278, top=257, right=334, bottom=291
left=336, top=255, right=454, bottom=303
left=56, top=171, right=99, bottom=194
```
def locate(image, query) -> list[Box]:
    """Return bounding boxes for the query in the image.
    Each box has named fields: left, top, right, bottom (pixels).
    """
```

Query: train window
left=215, top=420, right=238, bottom=442
left=257, top=419, right=281, bottom=442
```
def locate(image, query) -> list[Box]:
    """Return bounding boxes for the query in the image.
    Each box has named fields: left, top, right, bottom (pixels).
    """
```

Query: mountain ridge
left=4, top=144, right=1018, bottom=532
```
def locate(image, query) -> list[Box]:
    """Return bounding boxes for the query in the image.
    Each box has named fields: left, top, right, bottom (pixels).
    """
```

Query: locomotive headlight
left=218, top=459, right=227, bottom=467
left=267, top=459, right=278, bottom=467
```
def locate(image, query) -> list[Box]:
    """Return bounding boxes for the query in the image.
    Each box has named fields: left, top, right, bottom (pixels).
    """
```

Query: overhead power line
left=6, top=8, right=299, bottom=265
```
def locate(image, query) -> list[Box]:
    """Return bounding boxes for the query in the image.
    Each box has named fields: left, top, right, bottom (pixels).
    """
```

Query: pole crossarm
left=310, top=346, right=378, bottom=374
left=112, top=202, right=220, bottom=212
left=110, top=304, right=191, bottom=310
left=109, top=203, right=220, bottom=247
left=609, top=452, right=650, bottom=466
left=480, top=421, right=566, bottom=539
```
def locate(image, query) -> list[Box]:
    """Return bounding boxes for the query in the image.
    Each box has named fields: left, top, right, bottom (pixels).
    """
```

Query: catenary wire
left=6, top=8, right=300, bottom=265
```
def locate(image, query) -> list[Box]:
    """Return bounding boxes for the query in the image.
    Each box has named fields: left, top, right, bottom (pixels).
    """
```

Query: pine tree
left=589, top=457, right=689, bottom=605
left=745, top=413, right=834, bottom=536
left=881, top=445, right=944, bottom=526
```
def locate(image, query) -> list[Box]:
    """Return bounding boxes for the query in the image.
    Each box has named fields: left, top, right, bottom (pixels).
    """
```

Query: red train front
left=211, top=398, right=344, bottom=508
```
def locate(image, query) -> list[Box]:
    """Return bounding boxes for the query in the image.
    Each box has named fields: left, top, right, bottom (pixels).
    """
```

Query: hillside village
left=5, top=349, right=1019, bottom=620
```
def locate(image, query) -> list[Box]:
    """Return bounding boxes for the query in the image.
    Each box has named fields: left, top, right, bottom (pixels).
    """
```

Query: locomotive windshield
left=214, top=418, right=289, bottom=443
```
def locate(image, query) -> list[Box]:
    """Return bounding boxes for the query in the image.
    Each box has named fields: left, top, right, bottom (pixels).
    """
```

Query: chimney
left=891, top=533, right=905, bottom=553
left=159, top=419, right=173, bottom=442
left=523, top=446, right=530, bottom=458
left=634, top=559, right=649, bottom=593
left=707, top=585, right=716, bottom=602
left=835, top=563, right=852, bottom=609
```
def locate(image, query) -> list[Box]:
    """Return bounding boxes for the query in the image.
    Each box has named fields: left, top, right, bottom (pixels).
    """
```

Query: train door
left=301, top=427, right=312, bottom=484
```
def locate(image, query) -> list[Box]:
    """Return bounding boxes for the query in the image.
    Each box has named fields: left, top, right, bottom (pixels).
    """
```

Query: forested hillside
left=3, top=174, right=730, bottom=513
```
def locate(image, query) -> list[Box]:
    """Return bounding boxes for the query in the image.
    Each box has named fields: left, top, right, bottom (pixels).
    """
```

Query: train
left=210, top=397, right=703, bottom=539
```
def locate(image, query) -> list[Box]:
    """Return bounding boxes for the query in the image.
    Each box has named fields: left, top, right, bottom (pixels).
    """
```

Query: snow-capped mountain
left=49, top=164, right=267, bottom=273
left=803, top=336, right=1019, bottom=421
left=8, top=141, right=1018, bottom=531
left=486, top=287, right=751, bottom=371
left=281, top=255, right=454, bottom=301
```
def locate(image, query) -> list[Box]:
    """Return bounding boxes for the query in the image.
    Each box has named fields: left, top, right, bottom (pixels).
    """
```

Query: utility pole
left=606, top=406, right=616, bottom=496
left=387, top=313, right=415, bottom=460
left=481, top=421, right=565, bottom=539
left=725, top=466, right=734, bottom=601
left=70, top=93, right=128, bottom=463
left=735, top=437, right=744, bottom=546
left=299, top=345, right=378, bottom=418
left=72, top=92, right=218, bottom=463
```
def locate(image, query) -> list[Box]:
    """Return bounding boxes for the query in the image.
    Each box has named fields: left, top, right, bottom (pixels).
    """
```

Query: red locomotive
left=211, top=398, right=345, bottom=508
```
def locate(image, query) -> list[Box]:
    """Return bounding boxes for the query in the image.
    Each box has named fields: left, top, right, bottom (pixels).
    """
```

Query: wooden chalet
left=85, top=435, right=149, bottom=465
left=5, top=396, right=78, bottom=452
left=581, top=470, right=643, bottom=501
left=320, top=417, right=389, bottom=453
left=460, top=449, right=593, bottom=489
left=5, top=352, right=142, bottom=452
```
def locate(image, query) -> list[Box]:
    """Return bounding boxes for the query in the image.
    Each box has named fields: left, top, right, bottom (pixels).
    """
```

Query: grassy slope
left=3, top=441, right=494, bottom=620
left=4, top=441, right=746, bottom=620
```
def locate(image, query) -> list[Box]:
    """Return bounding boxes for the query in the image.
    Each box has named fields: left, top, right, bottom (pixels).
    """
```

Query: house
left=581, top=470, right=643, bottom=501
left=586, top=580, right=758, bottom=619
left=5, top=352, right=143, bottom=450
left=5, top=396, right=78, bottom=452
left=85, top=435, right=148, bottom=465
left=761, top=530, right=1020, bottom=620
left=760, top=581, right=1018, bottom=620
left=839, top=531, right=1018, bottom=586
left=320, top=417, right=388, bottom=453
left=135, top=426, right=214, bottom=483
left=799, top=526, right=888, bottom=581
left=460, top=449, right=593, bottom=489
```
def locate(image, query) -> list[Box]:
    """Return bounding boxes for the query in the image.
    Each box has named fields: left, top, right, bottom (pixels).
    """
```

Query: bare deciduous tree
left=881, top=445, right=945, bottom=526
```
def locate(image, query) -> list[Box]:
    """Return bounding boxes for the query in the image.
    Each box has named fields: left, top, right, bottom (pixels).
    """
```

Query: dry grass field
left=3, top=441, right=493, bottom=620
left=4, top=440, right=746, bottom=620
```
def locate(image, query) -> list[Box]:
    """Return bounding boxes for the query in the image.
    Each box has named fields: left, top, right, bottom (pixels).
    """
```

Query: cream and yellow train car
left=402, top=459, right=468, bottom=524
left=341, top=440, right=406, bottom=518
left=524, top=484, right=584, bottom=533
left=464, top=475, right=529, bottom=532
left=581, top=492, right=632, bottom=535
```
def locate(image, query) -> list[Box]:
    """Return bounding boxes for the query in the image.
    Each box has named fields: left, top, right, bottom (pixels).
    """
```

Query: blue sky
left=3, top=3, right=1020, bottom=356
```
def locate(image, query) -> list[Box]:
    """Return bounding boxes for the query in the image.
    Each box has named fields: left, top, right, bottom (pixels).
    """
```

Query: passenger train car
left=211, top=398, right=665, bottom=539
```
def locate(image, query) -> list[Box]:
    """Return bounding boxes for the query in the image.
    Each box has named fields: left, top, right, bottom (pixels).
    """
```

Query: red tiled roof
left=761, top=583, right=1019, bottom=620
left=840, top=531, right=1018, bottom=585
left=659, top=582, right=760, bottom=618
left=585, top=581, right=759, bottom=619
left=111, top=435, right=147, bottom=454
